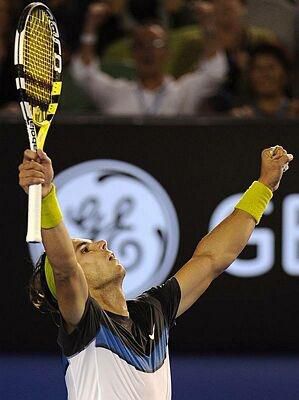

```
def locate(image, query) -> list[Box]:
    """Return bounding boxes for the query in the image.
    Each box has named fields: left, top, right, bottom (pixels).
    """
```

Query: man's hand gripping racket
left=19, top=149, right=54, bottom=201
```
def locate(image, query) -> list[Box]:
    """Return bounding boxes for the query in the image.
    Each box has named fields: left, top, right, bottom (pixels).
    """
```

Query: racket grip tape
left=26, top=184, right=42, bottom=243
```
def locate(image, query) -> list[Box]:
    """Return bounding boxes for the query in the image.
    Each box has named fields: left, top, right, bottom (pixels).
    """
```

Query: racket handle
left=26, top=184, right=42, bottom=243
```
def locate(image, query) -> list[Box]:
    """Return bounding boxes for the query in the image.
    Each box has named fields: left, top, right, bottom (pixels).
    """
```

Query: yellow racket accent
left=37, top=121, right=50, bottom=150
left=52, top=81, right=62, bottom=96
left=48, top=103, right=58, bottom=114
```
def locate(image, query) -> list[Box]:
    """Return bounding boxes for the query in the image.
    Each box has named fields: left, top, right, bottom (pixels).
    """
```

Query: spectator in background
left=84, top=0, right=128, bottom=56
left=231, top=44, right=299, bottom=118
left=68, top=0, right=161, bottom=55
left=102, top=0, right=280, bottom=114
left=46, top=0, right=98, bottom=112
left=172, top=0, right=279, bottom=114
left=70, top=1, right=228, bottom=116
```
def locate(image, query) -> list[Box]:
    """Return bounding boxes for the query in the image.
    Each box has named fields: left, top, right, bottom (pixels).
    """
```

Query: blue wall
left=1, top=355, right=299, bottom=400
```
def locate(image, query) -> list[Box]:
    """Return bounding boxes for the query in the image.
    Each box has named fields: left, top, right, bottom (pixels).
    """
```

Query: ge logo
left=29, top=160, right=180, bottom=298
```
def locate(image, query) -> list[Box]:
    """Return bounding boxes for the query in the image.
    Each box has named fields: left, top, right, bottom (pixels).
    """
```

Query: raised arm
left=175, top=146, right=293, bottom=317
left=176, top=2, right=228, bottom=114
left=70, top=2, right=130, bottom=109
left=77, top=2, right=111, bottom=67
left=19, top=150, right=88, bottom=331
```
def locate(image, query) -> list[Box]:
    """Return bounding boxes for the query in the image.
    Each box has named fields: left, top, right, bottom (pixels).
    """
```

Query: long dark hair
left=29, top=253, right=59, bottom=317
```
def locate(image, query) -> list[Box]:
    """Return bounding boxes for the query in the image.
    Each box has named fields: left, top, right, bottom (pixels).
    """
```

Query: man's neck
left=139, top=74, right=165, bottom=91
left=257, top=95, right=286, bottom=115
left=91, top=284, right=129, bottom=317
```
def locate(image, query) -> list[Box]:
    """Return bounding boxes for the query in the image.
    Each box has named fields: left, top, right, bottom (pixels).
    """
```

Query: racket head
left=15, top=2, right=62, bottom=150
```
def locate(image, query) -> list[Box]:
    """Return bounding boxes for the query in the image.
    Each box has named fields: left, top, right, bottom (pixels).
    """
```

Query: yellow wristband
left=235, top=181, right=273, bottom=224
left=41, top=184, right=63, bottom=229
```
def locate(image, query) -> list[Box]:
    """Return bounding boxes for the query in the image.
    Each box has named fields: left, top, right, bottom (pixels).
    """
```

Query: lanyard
left=135, top=83, right=167, bottom=115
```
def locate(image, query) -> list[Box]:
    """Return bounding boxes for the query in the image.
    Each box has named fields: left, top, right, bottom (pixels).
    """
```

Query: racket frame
left=15, top=2, right=62, bottom=243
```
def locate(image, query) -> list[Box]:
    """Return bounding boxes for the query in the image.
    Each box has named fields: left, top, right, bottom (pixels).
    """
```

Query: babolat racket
left=15, top=2, right=62, bottom=243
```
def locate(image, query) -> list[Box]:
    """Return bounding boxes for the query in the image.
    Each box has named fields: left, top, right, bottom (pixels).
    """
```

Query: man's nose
left=96, top=240, right=107, bottom=250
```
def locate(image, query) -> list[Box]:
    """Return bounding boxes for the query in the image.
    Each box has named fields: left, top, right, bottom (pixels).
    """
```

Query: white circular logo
left=29, top=160, right=180, bottom=298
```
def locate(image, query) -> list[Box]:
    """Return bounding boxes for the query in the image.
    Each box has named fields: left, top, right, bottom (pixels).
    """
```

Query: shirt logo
left=29, top=159, right=180, bottom=299
left=149, top=324, right=155, bottom=340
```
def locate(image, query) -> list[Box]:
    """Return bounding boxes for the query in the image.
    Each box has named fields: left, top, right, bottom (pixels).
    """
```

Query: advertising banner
left=1, top=118, right=299, bottom=353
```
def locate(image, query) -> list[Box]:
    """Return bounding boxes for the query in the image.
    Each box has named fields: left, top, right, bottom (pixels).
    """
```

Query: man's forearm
left=193, top=209, right=256, bottom=275
left=79, top=3, right=110, bottom=65
left=174, top=147, right=292, bottom=318
left=41, top=186, right=77, bottom=277
left=194, top=180, right=274, bottom=274
left=79, top=24, right=98, bottom=66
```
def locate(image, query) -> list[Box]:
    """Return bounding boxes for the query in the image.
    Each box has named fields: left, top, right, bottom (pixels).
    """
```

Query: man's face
left=132, top=25, right=168, bottom=78
left=249, top=54, right=287, bottom=98
left=72, top=238, right=126, bottom=290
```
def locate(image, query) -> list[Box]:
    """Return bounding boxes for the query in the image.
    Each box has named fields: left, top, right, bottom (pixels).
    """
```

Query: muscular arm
left=19, top=150, right=88, bottom=332
left=174, top=1, right=229, bottom=114
left=78, top=3, right=111, bottom=66
left=42, top=221, right=88, bottom=331
left=175, top=146, right=293, bottom=318
left=70, top=3, right=126, bottom=109
left=175, top=209, right=255, bottom=317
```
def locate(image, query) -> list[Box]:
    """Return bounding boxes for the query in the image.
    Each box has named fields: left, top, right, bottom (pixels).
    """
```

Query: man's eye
left=81, top=246, right=88, bottom=254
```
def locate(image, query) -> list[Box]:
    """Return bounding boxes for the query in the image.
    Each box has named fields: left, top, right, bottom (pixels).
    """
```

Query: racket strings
left=23, top=9, right=54, bottom=109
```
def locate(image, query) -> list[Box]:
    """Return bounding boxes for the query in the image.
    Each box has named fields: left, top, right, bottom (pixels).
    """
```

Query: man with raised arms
left=70, top=1, right=228, bottom=116
left=19, top=145, right=292, bottom=399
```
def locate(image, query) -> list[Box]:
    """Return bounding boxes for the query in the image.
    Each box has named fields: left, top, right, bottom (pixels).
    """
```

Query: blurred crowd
left=1, top=0, right=299, bottom=118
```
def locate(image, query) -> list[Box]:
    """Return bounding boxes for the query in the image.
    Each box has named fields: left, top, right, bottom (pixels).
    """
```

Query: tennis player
left=19, top=145, right=292, bottom=400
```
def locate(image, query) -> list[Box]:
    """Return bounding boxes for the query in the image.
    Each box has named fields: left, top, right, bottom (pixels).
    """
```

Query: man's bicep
left=174, top=255, right=216, bottom=318
left=55, top=264, right=89, bottom=332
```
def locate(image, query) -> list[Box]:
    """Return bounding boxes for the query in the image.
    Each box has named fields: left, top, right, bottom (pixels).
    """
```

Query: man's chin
left=118, top=264, right=126, bottom=278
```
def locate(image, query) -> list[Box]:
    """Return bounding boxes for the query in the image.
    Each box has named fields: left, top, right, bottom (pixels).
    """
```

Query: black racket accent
left=15, top=64, right=25, bottom=78
left=52, top=95, right=60, bottom=103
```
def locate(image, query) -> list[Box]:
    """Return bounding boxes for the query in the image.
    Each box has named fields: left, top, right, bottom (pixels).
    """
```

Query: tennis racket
left=15, top=2, right=62, bottom=243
